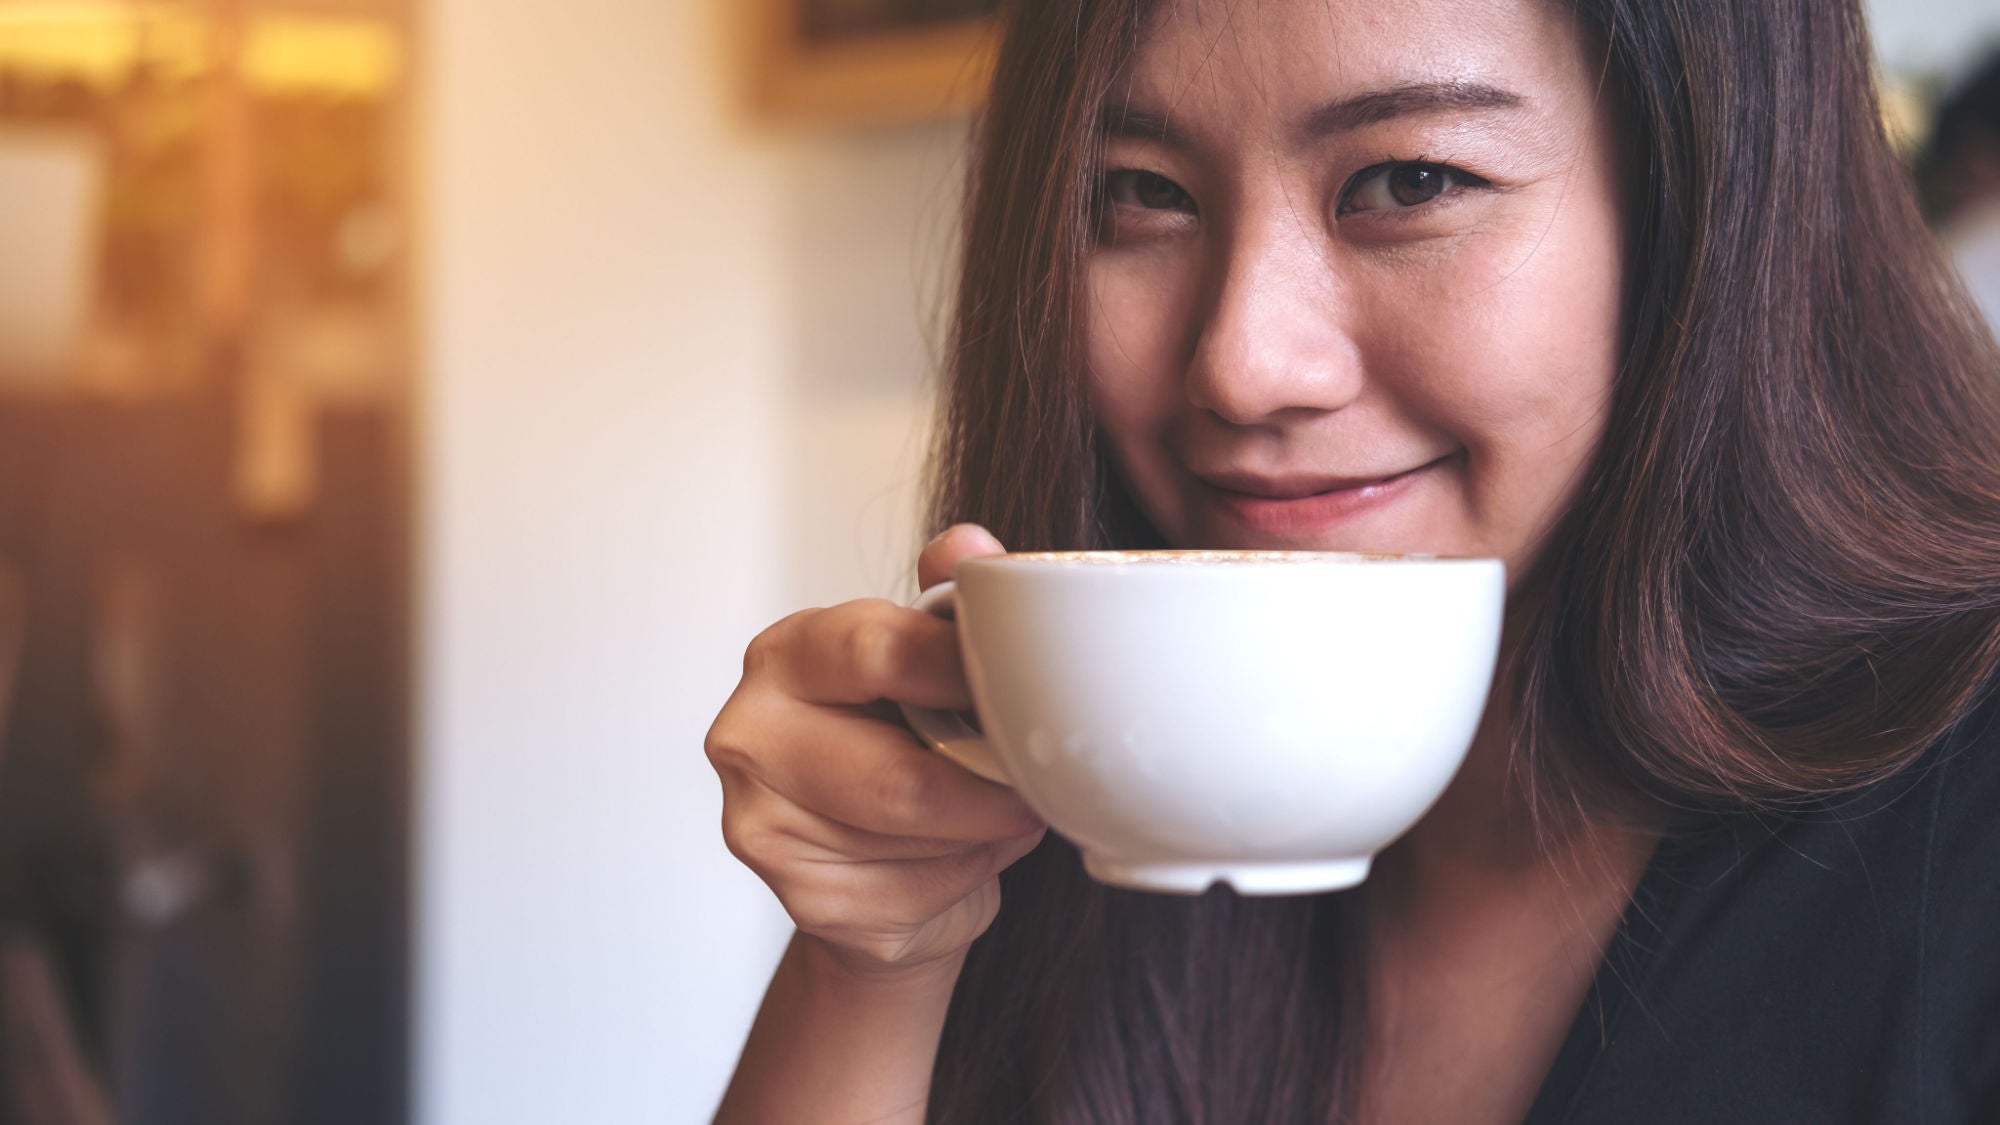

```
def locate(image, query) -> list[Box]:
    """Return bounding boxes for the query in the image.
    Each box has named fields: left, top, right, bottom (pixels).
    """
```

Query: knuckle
left=739, top=622, right=782, bottom=680
left=742, top=608, right=817, bottom=680
left=717, top=813, right=767, bottom=868
left=722, top=822, right=802, bottom=895
left=702, top=716, right=744, bottom=771
left=841, top=606, right=907, bottom=695
left=703, top=713, right=769, bottom=785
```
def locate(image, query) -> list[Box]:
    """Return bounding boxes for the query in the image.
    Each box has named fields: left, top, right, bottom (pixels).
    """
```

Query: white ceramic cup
left=900, top=550, right=1505, bottom=896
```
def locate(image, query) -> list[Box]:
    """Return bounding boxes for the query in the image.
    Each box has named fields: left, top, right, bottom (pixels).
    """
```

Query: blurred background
left=0, top=1, right=1993, bottom=1123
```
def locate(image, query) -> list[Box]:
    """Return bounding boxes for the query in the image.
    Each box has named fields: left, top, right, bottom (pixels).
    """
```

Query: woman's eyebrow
left=1295, top=80, right=1527, bottom=141
left=1099, top=104, right=1193, bottom=149
left=1099, top=79, right=1529, bottom=151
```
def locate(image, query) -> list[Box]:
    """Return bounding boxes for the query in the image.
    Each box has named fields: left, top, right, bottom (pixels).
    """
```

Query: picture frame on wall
left=751, top=0, right=1000, bottom=126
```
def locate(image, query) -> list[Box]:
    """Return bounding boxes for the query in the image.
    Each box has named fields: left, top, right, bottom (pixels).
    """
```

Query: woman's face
left=1086, top=0, right=1628, bottom=574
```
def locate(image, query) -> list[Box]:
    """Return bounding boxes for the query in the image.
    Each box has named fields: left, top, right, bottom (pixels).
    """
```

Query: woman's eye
left=1101, top=170, right=1196, bottom=214
left=1340, top=162, right=1481, bottom=216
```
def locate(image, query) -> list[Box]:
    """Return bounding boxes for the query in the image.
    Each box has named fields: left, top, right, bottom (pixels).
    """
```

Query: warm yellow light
left=0, top=3, right=199, bottom=87
left=0, top=2, right=403, bottom=97
left=244, top=16, right=401, bottom=97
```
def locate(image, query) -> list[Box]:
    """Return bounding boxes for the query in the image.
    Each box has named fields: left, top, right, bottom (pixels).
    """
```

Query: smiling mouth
left=1198, top=455, right=1450, bottom=534
left=1200, top=456, right=1449, bottom=500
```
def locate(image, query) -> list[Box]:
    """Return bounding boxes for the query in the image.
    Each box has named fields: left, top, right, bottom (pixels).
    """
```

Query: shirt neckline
left=1517, top=821, right=1707, bottom=1125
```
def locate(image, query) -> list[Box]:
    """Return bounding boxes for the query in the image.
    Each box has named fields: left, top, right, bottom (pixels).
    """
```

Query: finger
left=727, top=775, right=1020, bottom=864
left=917, top=523, right=1006, bottom=591
left=721, top=777, right=954, bottom=867
left=778, top=831, right=1048, bottom=958
left=764, top=599, right=972, bottom=710
left=752, top=699, right=1043, bottom=842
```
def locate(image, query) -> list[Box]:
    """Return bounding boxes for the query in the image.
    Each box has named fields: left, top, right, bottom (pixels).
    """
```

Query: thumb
left=917, top=524, right=1006, bottom=591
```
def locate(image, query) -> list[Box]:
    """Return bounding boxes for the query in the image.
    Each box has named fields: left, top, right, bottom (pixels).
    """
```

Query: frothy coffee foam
left=998, top=549, right=1443, bottom=564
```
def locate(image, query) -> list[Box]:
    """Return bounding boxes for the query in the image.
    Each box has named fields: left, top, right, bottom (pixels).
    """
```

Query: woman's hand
left=706, top=524, right=1046, bottom=980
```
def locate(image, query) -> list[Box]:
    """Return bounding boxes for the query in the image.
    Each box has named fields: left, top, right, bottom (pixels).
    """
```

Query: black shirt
left=1524, top=693, right=2000, bottom=1123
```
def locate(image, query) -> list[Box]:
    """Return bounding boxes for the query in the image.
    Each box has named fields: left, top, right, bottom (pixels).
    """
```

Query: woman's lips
left=1200, top=459, right=1442, bottom=536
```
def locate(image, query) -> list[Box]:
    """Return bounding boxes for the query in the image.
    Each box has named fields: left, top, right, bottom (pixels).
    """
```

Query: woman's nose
left=1183, top=218, right=1363, bottom=427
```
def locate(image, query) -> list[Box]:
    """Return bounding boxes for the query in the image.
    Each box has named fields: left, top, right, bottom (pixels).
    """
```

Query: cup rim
left=962, top=549, right=1501, bottom=567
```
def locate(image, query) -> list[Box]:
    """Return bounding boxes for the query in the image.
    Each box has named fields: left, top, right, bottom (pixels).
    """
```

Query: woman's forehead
left=1117, top=0, right=1594, bottom=135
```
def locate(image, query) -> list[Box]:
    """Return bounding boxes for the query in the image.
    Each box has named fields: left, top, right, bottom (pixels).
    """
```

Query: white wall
left=417, top=0, right=797, bottom=1122
left=417, top=3, right=963, bottom=1124
left=782, top=125, right=964, bottom=610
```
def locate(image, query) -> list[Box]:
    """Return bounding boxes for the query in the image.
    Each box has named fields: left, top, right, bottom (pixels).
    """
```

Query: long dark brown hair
left=924, top=0, right=2000, bottom=1120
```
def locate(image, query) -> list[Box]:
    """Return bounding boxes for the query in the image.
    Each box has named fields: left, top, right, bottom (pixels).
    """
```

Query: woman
left=706, top=0, right=2000, bottom=1120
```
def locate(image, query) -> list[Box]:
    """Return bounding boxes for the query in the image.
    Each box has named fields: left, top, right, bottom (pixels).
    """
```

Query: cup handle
left=899, top=582, right=1012, bottom=786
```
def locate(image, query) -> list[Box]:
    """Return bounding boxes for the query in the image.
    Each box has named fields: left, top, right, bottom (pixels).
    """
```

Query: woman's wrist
left=716, top=932, right=967, bottom=1124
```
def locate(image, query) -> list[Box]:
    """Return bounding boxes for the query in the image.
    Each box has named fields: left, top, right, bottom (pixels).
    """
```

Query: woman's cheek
left=1087, top=263, right=1192, bottom=424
